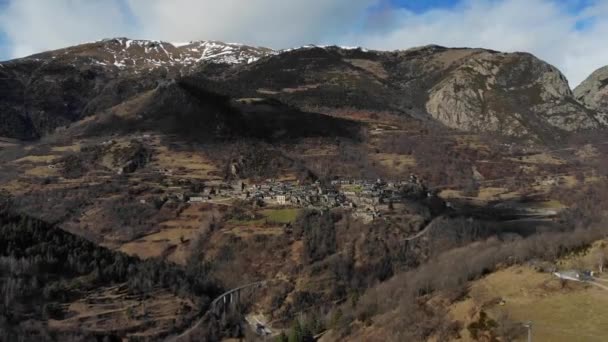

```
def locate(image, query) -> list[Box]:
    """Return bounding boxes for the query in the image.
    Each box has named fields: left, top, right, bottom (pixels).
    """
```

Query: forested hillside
left=0, top=193, right=221, bottom=341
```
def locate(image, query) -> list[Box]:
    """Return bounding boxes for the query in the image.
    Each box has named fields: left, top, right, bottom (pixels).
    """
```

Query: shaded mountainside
left=71, top=77, right=362, bottom=142
left=0, top=57, right=162, bottom=139
left=1, top=40, right=606, bottom=142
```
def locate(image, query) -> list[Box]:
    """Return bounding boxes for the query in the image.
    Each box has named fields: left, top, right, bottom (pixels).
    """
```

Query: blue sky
left=382, top=0, right=592, bottom=15
left=386, top=0, right=461, bottom=13
left=0, top=0, right=463, bottom=60
left=0, top=0, right=607, bottom=85
left=0, top=33, right=7, bottom=61
left=0, top=0, right=8, bottom=60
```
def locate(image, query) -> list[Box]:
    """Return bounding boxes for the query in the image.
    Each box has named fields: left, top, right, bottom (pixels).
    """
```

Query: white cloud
left=346, top=0, right=608, bottom=87
left=0, top=0, right=376, bottom=57
left=1, top=0, right=608, bottom=86
left=0, top=0, right=134, bottom=58
left=126, top=0, right=375, bottom=48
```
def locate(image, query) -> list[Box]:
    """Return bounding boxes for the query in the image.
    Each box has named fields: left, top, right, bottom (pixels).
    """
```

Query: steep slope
left=422, top=48, right=600, bottom=137
left=202, top=45, right=410, bottom=113
left=72, top=77, right=362, bottom=142
left=574, top=65, right=608, bottom=119
left=207, top=45, right=601, bottom=140
left=0, top=58, right=162, bottom=139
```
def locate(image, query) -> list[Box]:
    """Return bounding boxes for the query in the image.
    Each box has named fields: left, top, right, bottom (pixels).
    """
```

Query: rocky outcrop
left=574, top=65, right=608, bottom=124
left=424, top=50, right=599, bottom=138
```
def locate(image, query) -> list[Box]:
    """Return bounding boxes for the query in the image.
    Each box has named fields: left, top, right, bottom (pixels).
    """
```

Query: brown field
left=448, top=239, right=608, bottom=342
left=439, top=187, right=520, bottom=201
left=508, top=152, right=565, bottom=165
left=51, top=143, right=82, bottom=152
left=14, top=155, right=58, bottom=163
left=371, top=153, right=416, bottom=172
left=449, top=266, right=608, bottom=342
left=119, top=204, right=214, bottom=264
left=49, top=284, right=195, bottom=339
left=152, top=143, right=220, bottom=180
left=228, top=226, right=284, bottom=238
left=454, top=134, right=491, bottom=152
left=23, top=165, right=59, bottom=177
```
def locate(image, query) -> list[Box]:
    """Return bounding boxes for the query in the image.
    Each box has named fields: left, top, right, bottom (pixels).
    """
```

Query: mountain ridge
left=0, top=38, right=606, bottom=141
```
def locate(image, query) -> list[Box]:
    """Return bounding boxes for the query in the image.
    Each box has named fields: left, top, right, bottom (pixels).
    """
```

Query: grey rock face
left=574, top=65, right=608, bottom=117
left=424, top=50, right=599, bottom=138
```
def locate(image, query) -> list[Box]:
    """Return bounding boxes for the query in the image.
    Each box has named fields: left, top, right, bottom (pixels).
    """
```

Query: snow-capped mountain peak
left=24, top=37, right=277, bottom=72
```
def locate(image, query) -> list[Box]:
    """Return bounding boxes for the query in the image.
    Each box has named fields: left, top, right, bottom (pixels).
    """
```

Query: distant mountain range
left=1, top=37, right=608, bottom=141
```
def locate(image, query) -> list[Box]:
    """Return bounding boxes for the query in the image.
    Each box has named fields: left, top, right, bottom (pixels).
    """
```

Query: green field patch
left=342, top=184, right=363, bottom=193
left=261, top=208, right=301, bottom=224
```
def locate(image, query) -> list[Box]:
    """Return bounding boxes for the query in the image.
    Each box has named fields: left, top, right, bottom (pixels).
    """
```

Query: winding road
left=588, top=280, right=608, bottom=291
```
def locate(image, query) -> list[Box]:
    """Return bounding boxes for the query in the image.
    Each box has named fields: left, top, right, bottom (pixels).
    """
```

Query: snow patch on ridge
left=171, top=42, right=192, bottom=47
left=281, top=44, right=368, bottom=53
left=78, top=38, right=277, bottom=70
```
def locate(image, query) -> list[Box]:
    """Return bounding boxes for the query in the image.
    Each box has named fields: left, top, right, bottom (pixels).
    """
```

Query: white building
left=276, top=195, right=289, bottom=205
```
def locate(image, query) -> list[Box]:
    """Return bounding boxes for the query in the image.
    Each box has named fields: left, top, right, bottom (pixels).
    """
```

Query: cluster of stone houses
left=246, top=181, right=348, bottom=208
left=177, top=175, right=428, bottom=222
left=335, top=176, right=428, bottom=221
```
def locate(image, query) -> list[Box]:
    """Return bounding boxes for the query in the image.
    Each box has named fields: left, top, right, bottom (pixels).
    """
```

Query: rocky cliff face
left=574, top=65, right=608, bottom=124
left=423, top=49, right=599, bottom=138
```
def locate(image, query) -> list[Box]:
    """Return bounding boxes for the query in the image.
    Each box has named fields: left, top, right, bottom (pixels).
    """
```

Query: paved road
left=553, top=272, right=608, bottom=291
left=588, top=281, right=608, bottom=291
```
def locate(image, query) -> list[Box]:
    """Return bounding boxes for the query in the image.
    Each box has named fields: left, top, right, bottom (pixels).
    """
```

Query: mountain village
left=166, top=175, right=434, bottom=222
